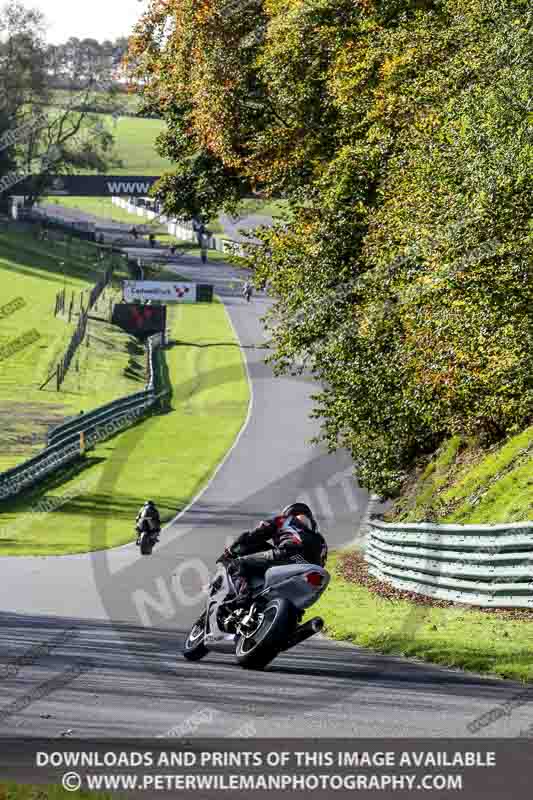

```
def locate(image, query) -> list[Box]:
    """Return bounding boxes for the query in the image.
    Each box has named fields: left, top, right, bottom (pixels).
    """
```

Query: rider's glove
left=216, top=547, right=234, bottom=564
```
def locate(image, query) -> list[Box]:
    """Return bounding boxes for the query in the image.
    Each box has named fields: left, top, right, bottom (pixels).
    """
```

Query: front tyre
left=235, top=598, right=296, bottom=670
left=183, top=615, right=208, bottom=661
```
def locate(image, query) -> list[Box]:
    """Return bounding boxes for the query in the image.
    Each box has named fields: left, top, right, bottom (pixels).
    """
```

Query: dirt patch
left=0, top=401, right=68, bottom=452
left=339, top=549, right=533, bottom=622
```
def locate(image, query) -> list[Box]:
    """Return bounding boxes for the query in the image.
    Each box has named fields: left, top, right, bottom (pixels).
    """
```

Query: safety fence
left=0, top=336, right=162, bottom=502
left=366, top=519, right=533, bottom=609
left=46, top=266, right=113, bottom=390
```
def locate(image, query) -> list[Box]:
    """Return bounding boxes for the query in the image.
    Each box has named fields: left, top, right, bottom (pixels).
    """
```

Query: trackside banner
left=123, top=281, right=196, bottom=304
left=16, top=175, right=160, bottom=197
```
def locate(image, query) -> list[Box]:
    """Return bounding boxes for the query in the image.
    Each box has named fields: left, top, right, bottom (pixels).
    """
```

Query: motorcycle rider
left=222, top=503, right=327, bottom=606
left=242, top=280, right=253, bottom=302
left=135, top=500, right=161, bottom=545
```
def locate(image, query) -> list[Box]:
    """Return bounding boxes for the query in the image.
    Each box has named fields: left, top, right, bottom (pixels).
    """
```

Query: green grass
left=233, top=197, right=291, bottom=220
left=313, top=552, right=533, bottom=682
left=107, top=115, right=173, bottom=175
left=45, top=109, right=172, bottom=176
left=0, top=784, right=113, bottom=800
left=40, top=196, right=168, bottom=232
left=0, top=227, right=139, bottom=471
left=390, top=427, right=533, bottom=524
left=0, top=300, right=249, bottom=555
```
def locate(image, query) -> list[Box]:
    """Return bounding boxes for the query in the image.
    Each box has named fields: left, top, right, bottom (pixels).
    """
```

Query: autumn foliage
left=129, top=0, right=532, bottom=495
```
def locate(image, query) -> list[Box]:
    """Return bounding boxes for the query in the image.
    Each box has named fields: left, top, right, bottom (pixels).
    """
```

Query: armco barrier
left=0, top=337, right=160, bottom=502
left=366, top=519, right=533, bottom=609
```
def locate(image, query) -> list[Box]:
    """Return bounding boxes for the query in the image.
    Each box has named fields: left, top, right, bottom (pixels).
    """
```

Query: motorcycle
left=135, top=522, right=159, bottom=556
left=182, top=554, right=330, bottom=670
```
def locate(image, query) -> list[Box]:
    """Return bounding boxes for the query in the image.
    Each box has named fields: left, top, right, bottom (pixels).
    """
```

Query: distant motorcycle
left=182, top=552, right=329, bottom=670
left=242, top=283, right=253, bottom=302
left=136, top=521, right=159, bottom=556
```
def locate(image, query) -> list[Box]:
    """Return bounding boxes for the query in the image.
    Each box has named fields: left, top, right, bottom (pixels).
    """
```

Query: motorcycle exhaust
left=283, top=617, right=324, bottom=651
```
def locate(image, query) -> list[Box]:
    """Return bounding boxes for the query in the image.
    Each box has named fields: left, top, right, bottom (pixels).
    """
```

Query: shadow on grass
left=0, top=230, right=105, bottom=287
left=54, top=491, right=183, bottom=522
left=166, top=338, right=265, bottom=350
left=0, top=407, right=171, bottom=515
left=0, top=456, right=104, bottom=514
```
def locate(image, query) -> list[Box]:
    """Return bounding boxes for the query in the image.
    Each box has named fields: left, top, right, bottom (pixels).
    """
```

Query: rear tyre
left=235, top=598, right=296, bottom=670
left=183, top=615, right=209, bottom=661
left=139, top=533, right=153, bottom=555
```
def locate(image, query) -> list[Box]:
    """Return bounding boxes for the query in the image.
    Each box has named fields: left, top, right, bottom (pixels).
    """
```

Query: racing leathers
left=228, top=515, right=328, bottom=601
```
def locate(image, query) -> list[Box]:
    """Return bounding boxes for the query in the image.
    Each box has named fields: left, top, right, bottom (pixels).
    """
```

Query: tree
left=130, top=0, right=533, bottom=496
left=0, top=1, right=120, bottom=208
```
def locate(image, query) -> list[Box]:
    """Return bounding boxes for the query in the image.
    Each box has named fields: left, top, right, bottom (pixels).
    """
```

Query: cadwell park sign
left=123, top=281, right=196, bottom=304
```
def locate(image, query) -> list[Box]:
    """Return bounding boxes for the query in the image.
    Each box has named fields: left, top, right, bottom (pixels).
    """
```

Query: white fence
left=112, top=197, right=247, bottom=257
left=366, top=519, right=533, bottom=608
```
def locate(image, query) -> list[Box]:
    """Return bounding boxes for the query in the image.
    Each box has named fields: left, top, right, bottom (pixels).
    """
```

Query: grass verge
left=313, top=551, right=533, bottom=682
left=0, top=300, right=249, bottom=555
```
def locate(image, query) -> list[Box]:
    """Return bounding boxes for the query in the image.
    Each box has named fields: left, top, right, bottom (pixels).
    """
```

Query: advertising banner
left=17, top=175, right=160, bottom=197
left=111, top=303, right=167, bottom=338
left=123, top=281, right=196, bottom=304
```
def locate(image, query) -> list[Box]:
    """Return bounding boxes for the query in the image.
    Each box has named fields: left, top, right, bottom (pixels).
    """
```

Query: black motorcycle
left=135, top=521, right=159, bottom=556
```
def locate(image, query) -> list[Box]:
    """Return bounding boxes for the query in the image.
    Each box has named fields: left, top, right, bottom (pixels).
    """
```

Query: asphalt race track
left=0, top=221, right=530, bottom=738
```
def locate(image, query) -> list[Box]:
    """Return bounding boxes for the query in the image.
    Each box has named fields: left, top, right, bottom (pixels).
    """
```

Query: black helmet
left=282, top=502, right=317, bottom=532
left=145, top=500, right=155, bottom=506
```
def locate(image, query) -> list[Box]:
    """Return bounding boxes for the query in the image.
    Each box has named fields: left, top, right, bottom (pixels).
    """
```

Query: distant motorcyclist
left=242, top=281, right=253, bottom=302
left=221, top=503, right=328, bottom=606
left=135, top=500, right=161, bottom=545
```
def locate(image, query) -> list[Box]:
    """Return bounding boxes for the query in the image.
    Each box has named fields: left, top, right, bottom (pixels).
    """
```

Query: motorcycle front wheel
left=235, top=598, right=296, bottom=670
left=183, top=614, right=208, bottom=661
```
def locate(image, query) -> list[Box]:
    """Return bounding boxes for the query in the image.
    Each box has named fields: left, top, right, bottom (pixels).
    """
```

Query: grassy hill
left=0, top=299, right=250, bottom=555
left=0, top=226, right=143, bottom=472
left=387, top=427, right=533, bottom=524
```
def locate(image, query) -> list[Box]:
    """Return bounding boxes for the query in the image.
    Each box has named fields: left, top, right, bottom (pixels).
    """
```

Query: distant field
left=108, top=115, right=173, bottom=175
left=46, top=107, right=172, bottom=176
left=53, top=88, right=142, bottom=115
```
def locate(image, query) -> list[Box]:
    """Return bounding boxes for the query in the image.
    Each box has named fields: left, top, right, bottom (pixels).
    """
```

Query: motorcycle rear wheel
left=139, top=533, right=153, bottom=555
left=235, top=598, right=296, bottom=670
